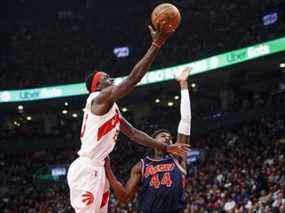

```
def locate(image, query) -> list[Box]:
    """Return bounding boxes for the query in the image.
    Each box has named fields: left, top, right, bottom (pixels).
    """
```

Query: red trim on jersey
left=97, top=109, right=121, bottom=141
left=100, top=191, right=110, bottom=208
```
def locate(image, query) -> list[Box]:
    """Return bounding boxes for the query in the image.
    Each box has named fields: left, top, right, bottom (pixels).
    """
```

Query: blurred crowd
left=0, top=0, right=284, bottom=90
left=183, top=118, right=285, bottom=212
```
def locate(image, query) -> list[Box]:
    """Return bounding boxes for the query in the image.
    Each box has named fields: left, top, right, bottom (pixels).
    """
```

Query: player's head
left=152, top=129, right=173, bottom=157
left=152, top=129, right=173, bottom=145
left=86, top=71, right=114, bottom=93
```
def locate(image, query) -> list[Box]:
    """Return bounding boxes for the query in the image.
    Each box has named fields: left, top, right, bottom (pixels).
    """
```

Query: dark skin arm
left=120, top=116, right=190, bottom=157
left=93, top=25, right=172, bottom=116
left=177, top=133, right=190, bottom=170
left=105, top=158, right=141, bottom=203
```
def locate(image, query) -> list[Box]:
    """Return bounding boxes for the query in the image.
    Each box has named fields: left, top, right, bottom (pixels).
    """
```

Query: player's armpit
left=93, top=81, right=135, bottom=105
left=90, top=83, right=135, bottom=115
left=108, top=79, right=140, bottom=102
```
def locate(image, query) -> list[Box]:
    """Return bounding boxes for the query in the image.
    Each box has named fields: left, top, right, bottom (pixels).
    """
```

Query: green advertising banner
left=1, top=37, right=285, bottom=103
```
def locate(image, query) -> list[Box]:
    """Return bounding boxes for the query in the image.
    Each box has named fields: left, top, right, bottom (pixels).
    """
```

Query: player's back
left=137, top=156, right=186, bottom=213
left=78, top=92, right=121, bottom=163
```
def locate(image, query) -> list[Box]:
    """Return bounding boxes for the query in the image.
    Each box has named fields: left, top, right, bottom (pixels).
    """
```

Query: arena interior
left=0, top=0, right=285, bottom=212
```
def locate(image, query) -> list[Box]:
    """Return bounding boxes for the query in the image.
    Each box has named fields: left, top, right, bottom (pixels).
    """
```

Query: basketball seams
left=151, top=5, right=180, bottom=32
left=152, top=6, right=173, bottom=25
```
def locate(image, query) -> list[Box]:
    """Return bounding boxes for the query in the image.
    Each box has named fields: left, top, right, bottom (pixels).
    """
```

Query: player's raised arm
left=120, top=117, right=190, bottom=157
left=175, top=67, right=191, bottom=145
left=174, top=67, right=192, bottom=169
left=93, top=25, right=173, bottom=109
left=104, top=157, right=141, bottom=203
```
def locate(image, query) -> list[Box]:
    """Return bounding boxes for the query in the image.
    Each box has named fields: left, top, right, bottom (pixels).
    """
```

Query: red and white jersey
left=78, top=92, right=121, bottom=163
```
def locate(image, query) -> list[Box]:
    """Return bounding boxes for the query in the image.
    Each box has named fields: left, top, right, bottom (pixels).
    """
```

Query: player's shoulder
left=85, top=92, right=101, bottom=113
left=87, top=91, right=119, bottom=115
left=88, top=91, right=119, bottom=108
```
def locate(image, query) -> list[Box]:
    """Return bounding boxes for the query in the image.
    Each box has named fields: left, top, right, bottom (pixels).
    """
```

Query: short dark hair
left=85, top=71, right=97, bottom=93
left=152, top=129, right=171, bottom=138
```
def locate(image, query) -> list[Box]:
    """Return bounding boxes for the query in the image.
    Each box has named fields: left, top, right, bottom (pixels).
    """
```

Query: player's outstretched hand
left=166, top=143, right=191, bottom=157
left=148, top=23, right=174, bottom=48
left=174, top=67, right=191, bottom=83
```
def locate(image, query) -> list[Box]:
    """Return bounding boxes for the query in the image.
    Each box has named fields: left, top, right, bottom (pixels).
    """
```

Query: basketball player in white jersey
left=67, top=24, right=190, bottom=213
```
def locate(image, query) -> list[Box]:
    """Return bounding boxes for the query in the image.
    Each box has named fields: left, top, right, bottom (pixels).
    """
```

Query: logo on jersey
left=82, top=191, right=94, bottom=206
left=144, top=163, right=175, bottom=177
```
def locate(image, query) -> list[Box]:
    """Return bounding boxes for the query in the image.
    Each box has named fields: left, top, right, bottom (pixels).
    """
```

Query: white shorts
left=67, top=157, right=110, bottom=213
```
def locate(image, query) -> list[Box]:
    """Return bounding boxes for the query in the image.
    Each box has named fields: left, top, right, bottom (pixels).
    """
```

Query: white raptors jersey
left=78, top=92, right=121, bottom=163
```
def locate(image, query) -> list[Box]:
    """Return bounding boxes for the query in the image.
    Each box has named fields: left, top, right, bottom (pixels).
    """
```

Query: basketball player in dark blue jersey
left=105, top=67, right=192, bottom=213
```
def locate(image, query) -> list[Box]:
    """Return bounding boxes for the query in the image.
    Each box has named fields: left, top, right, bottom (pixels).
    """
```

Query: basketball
left=151, top=3, right=181, bottom=33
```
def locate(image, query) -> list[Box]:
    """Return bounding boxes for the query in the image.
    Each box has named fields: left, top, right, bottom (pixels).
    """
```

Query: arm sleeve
left=178, top=89, right=191, bottom=135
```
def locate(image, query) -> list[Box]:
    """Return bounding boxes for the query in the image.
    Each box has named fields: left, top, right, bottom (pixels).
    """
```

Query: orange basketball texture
left=151, top=3, right=181, bottom=32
